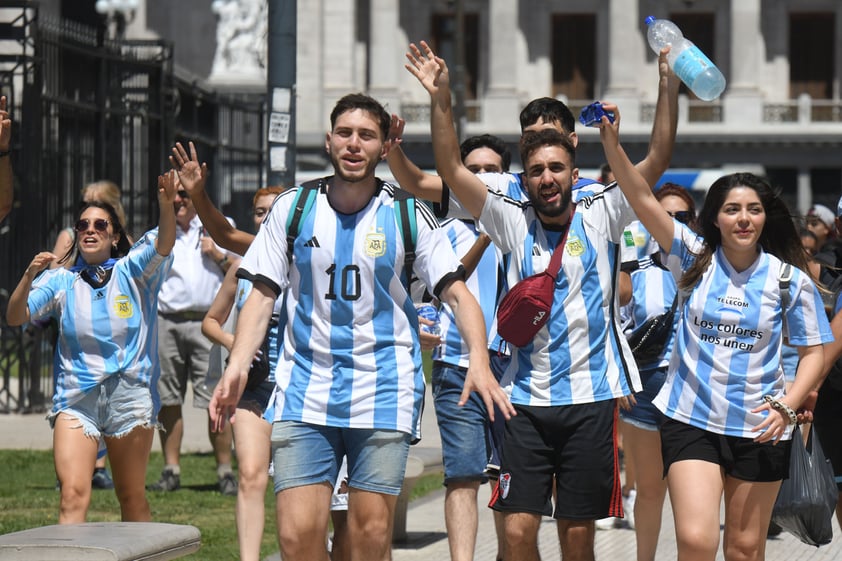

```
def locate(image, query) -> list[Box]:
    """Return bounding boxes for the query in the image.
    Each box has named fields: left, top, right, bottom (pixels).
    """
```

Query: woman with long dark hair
left=6, top=173, right=177, bottom=523
left=600, top=104, right=832, bottom=561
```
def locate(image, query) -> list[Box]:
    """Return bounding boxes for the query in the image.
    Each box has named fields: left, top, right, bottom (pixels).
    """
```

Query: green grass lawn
left=0, top=451, right=443, bottom=559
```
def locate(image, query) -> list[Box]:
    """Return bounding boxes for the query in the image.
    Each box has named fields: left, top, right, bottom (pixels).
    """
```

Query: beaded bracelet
left=763, top=395, right=797, bottom=426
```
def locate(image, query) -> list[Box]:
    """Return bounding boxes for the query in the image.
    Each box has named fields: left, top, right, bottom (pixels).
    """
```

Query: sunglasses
left=668, top=211, right=692, bottom=225
left=75, top=218, right=110, bottom=233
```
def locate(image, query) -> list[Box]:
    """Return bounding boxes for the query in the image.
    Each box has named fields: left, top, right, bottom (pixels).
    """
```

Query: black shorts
left=660, top=419, right=791, bottom=482
left=813, top=384, right=842, bottom=490
left=489, top=399, right=621, bottom=520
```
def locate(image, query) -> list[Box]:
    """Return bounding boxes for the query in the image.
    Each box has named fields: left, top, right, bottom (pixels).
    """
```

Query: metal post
left=452, top=0, right=467, bottom=143
left=267, top=0, right=297, bottom=188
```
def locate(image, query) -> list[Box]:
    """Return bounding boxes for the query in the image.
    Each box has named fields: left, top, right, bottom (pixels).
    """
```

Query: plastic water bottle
left=645, top=16, right=726, bottom=101
left=416, top=304, right=441, bottom=336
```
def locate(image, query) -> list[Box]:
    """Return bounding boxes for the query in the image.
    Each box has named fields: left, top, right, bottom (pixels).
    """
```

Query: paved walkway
left=3, top=384, right=842, bottom=560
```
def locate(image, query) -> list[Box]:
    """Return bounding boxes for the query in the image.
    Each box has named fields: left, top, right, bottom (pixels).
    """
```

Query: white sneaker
left=595, top=516, right=618, bottom=530
left=622, top=489, right=637, bottom=529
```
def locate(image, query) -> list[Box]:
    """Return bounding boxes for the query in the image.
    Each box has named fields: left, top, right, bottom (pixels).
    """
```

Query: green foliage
left=0, top=450, right=442, bottom=559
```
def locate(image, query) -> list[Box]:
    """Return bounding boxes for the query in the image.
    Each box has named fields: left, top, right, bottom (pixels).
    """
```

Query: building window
left=551, top=14, right=595, bottom=101
left=789, top=13, right=834, bottom=100
left=432, top=13, right=479, bottom=99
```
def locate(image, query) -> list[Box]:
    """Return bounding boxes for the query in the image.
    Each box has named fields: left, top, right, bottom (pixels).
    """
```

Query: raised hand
left=404, top=41, right=449, bottom=96
left=0, top=96, right=10, bottom=152
left=387, top=114, right=405, bottom=151
left=170, top=141, right=208, bottom=197
left=25, top=252, right=57, bottom=279
left=157, top=169, right=177, bottom=205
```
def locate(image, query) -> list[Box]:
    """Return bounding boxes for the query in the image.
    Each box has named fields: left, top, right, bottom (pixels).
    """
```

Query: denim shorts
left=49, top=373, right=157, bottom=439
left=432, top=361, right=489, bottom=483
left=620, top=367, right=667, bottom=431
left=270, top=421, right=411, bottom=496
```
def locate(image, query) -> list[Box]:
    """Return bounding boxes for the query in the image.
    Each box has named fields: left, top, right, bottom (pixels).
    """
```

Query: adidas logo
left=305, top=237, right=320, bottom=248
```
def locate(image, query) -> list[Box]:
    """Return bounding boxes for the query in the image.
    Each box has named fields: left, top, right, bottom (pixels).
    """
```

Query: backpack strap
left=779, top=262, right=793, bottom=314
left=391, top=184, right=417, bottom=290
left=285, top=178, right=322, bottom=265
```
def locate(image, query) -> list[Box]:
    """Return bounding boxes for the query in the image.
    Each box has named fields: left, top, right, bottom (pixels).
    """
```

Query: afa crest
left=113, top=295, right=133, bottom=319
left=566, top=235, right=585, bottom=257
left=365, top=231, right=387, bottom=257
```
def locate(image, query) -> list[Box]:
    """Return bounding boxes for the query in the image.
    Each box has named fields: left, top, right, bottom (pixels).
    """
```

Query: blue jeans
left=270, top=421, right=411, bottom=495
left=432, top=361, right=489, bottom=483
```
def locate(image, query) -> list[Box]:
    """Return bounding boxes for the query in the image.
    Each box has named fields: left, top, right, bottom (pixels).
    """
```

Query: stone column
left=483, top=0, right=521, bottom=133
left=367, top=0, right=402, bottom=115
left=723, top=0, right=764, bottom=124
left=604, top=0, right=641, bottom=125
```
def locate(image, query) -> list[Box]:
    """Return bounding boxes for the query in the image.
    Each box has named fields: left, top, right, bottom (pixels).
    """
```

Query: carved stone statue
left=209, top=0, right=267, bottom=84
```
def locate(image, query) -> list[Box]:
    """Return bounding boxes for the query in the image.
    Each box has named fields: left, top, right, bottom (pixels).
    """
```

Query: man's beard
left=531, top=184, right=572, bottom=219
left=330, top=152, right=379, bottom=183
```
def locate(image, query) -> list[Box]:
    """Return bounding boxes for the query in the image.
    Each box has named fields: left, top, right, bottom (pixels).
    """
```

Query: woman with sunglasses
left=6, top=171, right=177, bottom=523
left=600, top=103, right=832, bottom=561
left=47, top=180, right=132, bottom=491
left=613, top=183, right=696, bottom=561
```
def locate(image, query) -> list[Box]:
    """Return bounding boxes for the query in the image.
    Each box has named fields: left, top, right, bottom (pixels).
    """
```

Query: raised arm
left=155, top=170, right=177, bottom=256
left=405, top=41, right=488, bottom=220
left=170, top=141, right=255, bottom=255
left=7, top=252, right=56, bottom=326
left=0, top=96, right=13, bottom=222
left=386, top=114, right=447, bottom=202
left=633, top=48, right=680, bottom=187
left=598, top=105, right=675, bottom=252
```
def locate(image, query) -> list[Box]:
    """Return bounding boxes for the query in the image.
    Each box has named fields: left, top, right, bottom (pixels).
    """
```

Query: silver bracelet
left=763, top=395, right=797, bottom=426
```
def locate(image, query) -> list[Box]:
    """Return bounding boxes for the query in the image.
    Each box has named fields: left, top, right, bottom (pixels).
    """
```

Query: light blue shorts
left=49, top=373, right=157, bottom=439
left=620, top=368, right=667, bottom=431
left=270, top=421, right=411, bottom=496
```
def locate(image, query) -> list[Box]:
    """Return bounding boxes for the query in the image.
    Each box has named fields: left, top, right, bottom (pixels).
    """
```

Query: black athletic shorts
left=660, top=418, right=791, bottom=482
left=813, top=384, right=842, bottom=490
left=489, top=399, right=621, bottom=520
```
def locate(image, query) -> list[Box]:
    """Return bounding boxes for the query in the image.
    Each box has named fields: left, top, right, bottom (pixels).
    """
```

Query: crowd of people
left=4, top=38, right=842, bottom=561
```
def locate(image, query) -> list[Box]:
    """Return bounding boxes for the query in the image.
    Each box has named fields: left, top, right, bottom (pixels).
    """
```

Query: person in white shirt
left=600, top=100, right=833, bottom=561
left=149, top=177, right=238, bottom=496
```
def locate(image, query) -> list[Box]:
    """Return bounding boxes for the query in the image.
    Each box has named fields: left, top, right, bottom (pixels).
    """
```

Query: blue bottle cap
left=645, top=16, right=655, bottom=25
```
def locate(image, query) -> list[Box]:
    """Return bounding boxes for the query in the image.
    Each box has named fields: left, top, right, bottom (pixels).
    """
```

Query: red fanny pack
left=496, top=210, right=572, bottom=348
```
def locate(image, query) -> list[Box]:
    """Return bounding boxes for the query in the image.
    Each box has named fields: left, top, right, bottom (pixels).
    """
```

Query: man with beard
left=406, top=41, right=669, bottom=561
left=208, top=93, right=515, bottom=561
left=149, top=176, right=238, bottom=496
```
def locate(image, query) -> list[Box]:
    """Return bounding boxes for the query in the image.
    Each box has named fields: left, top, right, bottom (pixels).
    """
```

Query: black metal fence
left=0, top=2, right=266, bottom=412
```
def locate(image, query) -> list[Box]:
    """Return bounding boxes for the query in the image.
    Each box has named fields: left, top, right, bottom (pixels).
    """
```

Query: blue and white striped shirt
left=28, top=231, right=172, bottom=415
left=478, top=181, right=641, bottom=406
left=654, top=226, right=833, bottom=439
left=238, top=181, right=463, bottom=437
left=434, top=218, right=502, bottom=368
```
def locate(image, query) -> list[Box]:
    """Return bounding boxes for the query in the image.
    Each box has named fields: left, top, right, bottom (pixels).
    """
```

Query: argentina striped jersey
left=28, top=231, right=173, bottom=415
left=621, top=221, right=678, bottom=370
left=654, top=226, right=833, bottom=439
left=477, top=181, right=641, bottom=406
left=433, top=218, right=502, bottom=368
left=238, top=180, right=463, bottom=437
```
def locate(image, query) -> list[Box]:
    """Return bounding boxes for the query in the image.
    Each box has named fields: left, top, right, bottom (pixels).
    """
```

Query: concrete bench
left=392, top=446, right=443, bottom=544
left=0, top=522, right=201, bottom=560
